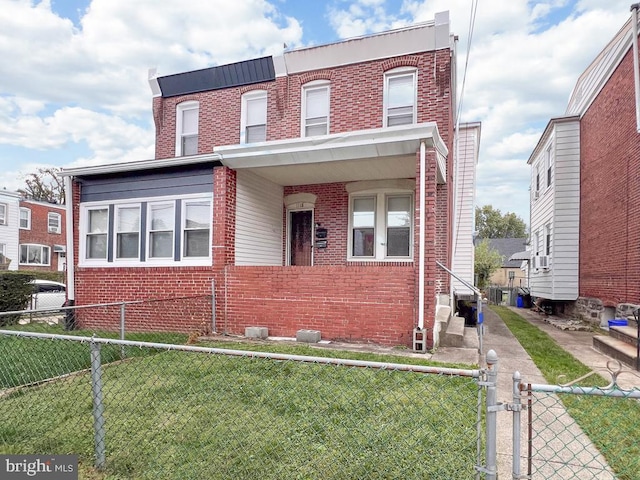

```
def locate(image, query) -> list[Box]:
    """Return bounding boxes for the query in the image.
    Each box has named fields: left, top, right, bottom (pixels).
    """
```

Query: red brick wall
left=579, top=46, right=640, bottom=306
left=18, top=200, right=66, bottom=272
left=154, top=52, right=452, bottom=158
left=223, top=265, right=415, bottom=346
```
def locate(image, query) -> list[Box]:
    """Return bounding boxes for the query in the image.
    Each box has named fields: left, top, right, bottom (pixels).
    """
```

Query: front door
left=289, top=210, right=313, bottom=266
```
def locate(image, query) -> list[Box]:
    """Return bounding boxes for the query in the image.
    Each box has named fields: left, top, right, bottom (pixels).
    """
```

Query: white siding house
left=451, top=122, right=481, bottom=295
left=0, top=191, right=20, bottom=270
left=528, top=116, right=580, bottom=300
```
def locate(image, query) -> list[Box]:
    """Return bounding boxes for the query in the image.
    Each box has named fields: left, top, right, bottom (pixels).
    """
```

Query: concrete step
left=609, top=325, right=639, bottom=348
left=593, top=335, right=639, bottom=371
left=441, top=316, right=465, bottom=348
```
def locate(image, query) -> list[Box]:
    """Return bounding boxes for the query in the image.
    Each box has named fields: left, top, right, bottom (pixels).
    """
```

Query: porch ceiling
left=216, top=122, right=448, bottom=186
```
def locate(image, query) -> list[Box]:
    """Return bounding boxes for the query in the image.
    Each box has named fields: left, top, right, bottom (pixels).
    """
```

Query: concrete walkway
left=432, top=306, right=640, bottom=479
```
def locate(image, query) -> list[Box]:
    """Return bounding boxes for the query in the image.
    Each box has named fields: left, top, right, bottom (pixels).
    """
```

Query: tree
left=474, top=239, right=503, bottom=288
left=18, top=167, right=65, bottom=204
left=475, top=205, right=526, bottom=239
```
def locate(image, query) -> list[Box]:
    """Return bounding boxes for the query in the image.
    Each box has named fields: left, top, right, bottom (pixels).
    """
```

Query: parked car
left=29, top=279, right=66, bottom=310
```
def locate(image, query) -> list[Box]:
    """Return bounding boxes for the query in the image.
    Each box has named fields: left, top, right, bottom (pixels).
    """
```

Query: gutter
left=63, top=175, right=75, bottom=305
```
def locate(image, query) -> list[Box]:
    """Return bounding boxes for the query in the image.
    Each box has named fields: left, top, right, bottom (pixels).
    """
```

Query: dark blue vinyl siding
left=158, top=57, right=275, bottom=98
left=78, top=165, right=215, bottom=203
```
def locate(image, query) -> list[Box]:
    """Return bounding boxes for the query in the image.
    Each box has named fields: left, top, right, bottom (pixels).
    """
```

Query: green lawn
left=0, top=334, right=482, bottom=479
left=492, top=306, right=640, bottom=480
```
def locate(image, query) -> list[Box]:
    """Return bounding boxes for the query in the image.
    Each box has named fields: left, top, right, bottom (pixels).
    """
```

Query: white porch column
left=419, top=141, right=426, bottom=329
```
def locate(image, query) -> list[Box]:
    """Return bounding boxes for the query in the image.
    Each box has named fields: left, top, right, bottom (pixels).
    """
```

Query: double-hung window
left=48, top=212, right=61, bottom=234
left=20, top=208, right=31, bottom=229
left=0, top=203, right=6, bottom=225
left=20, top=244, right=50, bottom=266
left=241, top=90, right=267, bottom=143
left=148, top=203, right=175, bottom=259
left=86, top=208, right=109, bottom=260
left=183, top=200, right=211, bottom=258
left=545, top=146, right=552, bottom=189
left=81, top=196, right=211, bottom=266
left=115, top=206, right=140, bottom=260
left=176, top=101, right=199, bottom=156
left=545, top=223, right=552, bottom=256
left=349, top=191, right=413, bottom=260
left=384, top=68, right=417, bottom=127
left=302, top=81, right=329, bottom=137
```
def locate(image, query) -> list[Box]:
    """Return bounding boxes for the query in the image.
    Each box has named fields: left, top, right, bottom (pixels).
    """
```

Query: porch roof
left=215, top=123, right=448, bottom=186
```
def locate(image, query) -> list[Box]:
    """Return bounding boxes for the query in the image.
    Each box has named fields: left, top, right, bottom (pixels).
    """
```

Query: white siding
left=0, top=192, right=20, bottom=270
left=529, top=119, right=580, bottom=300
left=452, top=123, right=480, bottom=295
left=235, top=171, right=284, bottom=266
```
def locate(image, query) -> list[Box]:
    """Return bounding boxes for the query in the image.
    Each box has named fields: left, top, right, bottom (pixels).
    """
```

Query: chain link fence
left=518, top=381, right=640, bottom=479
left=0, top=330, right=483, bottom=479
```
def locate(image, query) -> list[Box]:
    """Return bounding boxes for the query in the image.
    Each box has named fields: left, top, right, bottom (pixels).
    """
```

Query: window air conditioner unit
left=533, top=255, right=549, bottom=270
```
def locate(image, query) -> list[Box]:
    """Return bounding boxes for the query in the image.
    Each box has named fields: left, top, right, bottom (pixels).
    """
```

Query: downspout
left=631, top=3, right=640, bottom=132
left=63, top=175, right=75, bottom=303
left=419, top=141, right=426, bottom=329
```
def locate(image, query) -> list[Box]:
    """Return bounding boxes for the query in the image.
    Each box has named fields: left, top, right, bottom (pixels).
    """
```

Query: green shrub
left=0, top=273, right=34, bottom=326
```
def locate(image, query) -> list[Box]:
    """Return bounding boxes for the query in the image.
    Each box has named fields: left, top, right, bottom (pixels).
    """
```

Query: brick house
left=62, top=12, right=480, bottom=349
left=18, top=199, right=67, bottom=272
left=528, top=11, right=640, bottom=323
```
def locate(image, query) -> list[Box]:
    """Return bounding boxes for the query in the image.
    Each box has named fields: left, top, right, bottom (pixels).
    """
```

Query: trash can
left=516, top=295, right=524, bottom=308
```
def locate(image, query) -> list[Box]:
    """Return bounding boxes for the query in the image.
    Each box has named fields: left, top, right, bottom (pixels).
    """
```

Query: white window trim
left=181, top=198, right=213, bottom=262
left=347, top=188, right=414, bottom=262
left=545, top=223, right=552, bottom=257
left=0, top=203, right=6, bottom=225
left=79, top=193, right=212, bottom=268
left=48, top=211, right=61, bottom=234
left=545, top=146, right=553, bottom=190
left=301, top=80, right=330, bottom=137
left=240, top=90, right=267, bottom=144
left=20, top=208, right=31, bottom=230
left=383, top=67, right=417, bottom=128
left=19, top=243, right=51, bottom=266
left=146, top=201, right=176, bottom=262
left=175, top=101, right=199, bottom=157
left=114, top=203, right=141, bottom=263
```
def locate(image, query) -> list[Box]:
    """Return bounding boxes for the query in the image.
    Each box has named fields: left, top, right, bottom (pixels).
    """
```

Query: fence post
left=512, top=371, right=522, bottom=479
left=120, top=302, right=125, bottom=359
left=211, top=279, right=216, bottom=333
left=90, top=340, right=106, bottom=469
left=485, top=349, right=498, bottom=480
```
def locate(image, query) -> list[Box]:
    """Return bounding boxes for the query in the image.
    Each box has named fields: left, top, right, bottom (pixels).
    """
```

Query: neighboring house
left=18, top=199, right=67, bottom=272
left=480, top=238, right=528, bottom=288
left=0, top=190, right=20, bottom=270
left=62, top=12, right=480, bottom=349
left=528, top=11, right=640, bottom=322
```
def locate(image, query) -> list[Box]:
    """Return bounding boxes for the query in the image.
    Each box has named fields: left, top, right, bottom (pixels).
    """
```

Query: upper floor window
left=48, top=212, right=61, bottom=234
left=384, top=68, right=417, bottom=127
left=176, top=101, right=199, bottom=156
left=534, top=165, right=541, bottom=199
left=545, top=146, right=552, bottom=189
left=302, top=81, right=330, bottom=137
left=0, top=203, right=6, bottom=225
left=241, top=90, right=267, bottom=144
left=20, top=244, right=50, bottom=266
left=349, top=191, right=413, bottom=260
left=20, top=208, right=31, bottom=230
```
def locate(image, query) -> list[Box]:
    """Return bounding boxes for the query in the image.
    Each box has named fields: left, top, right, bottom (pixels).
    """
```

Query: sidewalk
left=431, top=306, right=633, bottom=479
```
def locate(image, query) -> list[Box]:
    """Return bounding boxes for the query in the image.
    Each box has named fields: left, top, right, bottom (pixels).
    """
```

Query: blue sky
left=0, top=0, right=634, bottom=222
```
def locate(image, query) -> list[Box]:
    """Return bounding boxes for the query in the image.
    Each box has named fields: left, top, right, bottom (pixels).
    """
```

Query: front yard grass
left=0, top=334, right=481, bottom=479
left=491, top=305, right=640, bottom=480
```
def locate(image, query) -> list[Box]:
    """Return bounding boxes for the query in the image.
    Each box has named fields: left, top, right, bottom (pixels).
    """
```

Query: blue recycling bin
left=516, top=295, right=524, bottom=308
